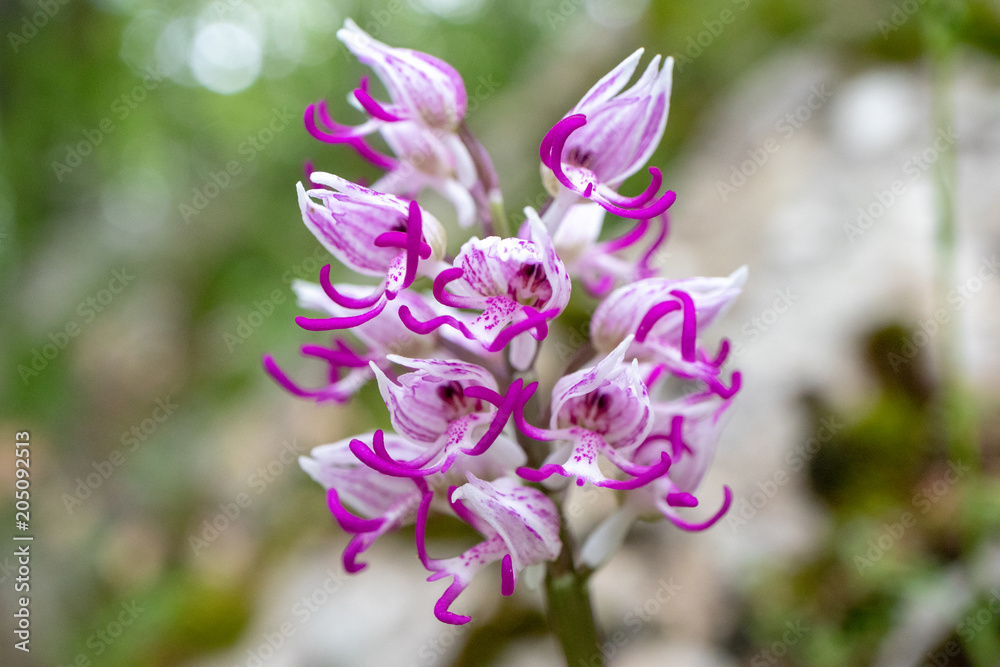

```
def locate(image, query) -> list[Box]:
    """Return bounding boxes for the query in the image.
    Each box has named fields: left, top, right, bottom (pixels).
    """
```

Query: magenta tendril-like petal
left=262, top=354, right=333, bottom=400
left=296, top=298, right=387, bottom=331
left=500, top=554, right=515, bottom=596
left=666, top=492, right=698, bottom=508
left=708, top=370, right=742, bottom=399
left=432, top=267, right=473, bottom=309
left=350, top=432, right=440, bottom=478
left=372, top=232, right=432, bottom=259
left=600, top=167, right=663, bottom=208
left=404, top=200, right=426, bottom=287
left=301, top=341, right=370, bottom=368
left=515, top=463, right=568, bottom=484
left=460, top=383, right=504, bottom=408
left=354, top=76, right=405, bottom=122
left=360, top=430, right=447, bottom=475
left=602, top=217, right=649, bottom=253
left=304, top=101, right=397, bottom=170
left=709, top=338, right=731, bottom=367
left=434, top=580, right=472, bottom=625
left=591, top=186, right=676, bottom=221
left=669, top=289, right=697, bottom=362
left=667, top=415, right=693, bottom=458
left=635, top=300, right=682, bottom=343
left=397, top=305, right=475, bottom=339
left=667, top=486, right=734, bottom=532
left=512, top=382, right=552, bottom=441
left=487, top=307, right=559, bottom=351
left=645, top=363, right=668, bottom=388
left=540, top=114, right=588, bottom=190
left=343, top=536, right=370, bottom=573
left=414, top=484, right=434, bottom=568
left=637, top=213, right=670, bottom=276
left=319, top=264, right=387, bottom=309
left=327, top=488, right=387, bottom=533
left=461, top=380, right=522, bottom=456
left=596, top=451, right=671, bottom=490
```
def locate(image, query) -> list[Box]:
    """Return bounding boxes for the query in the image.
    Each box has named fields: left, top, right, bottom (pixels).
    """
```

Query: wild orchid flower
left=267, top=29, right=747, bottom=642
left=580, top=387, right=736, bottom=568
left=348, top=357, right=523, bottom=478
left=299, top=432, right=425, bottom=573
left=416, top=474, right=561, bottom=624
left=399, top=210, right=571, bottom=370
left=303, top=20, right=494, bottom=229
left=295, top=172, right=446, bottom=331
left=337, top=18, right=466, bottom=131
left=590, top=268, right=747, bottom=395
left=515, top=337, right=672, bottom=489
left=301, top=429, right=527, bottom=574
left=540, top=49, right=675, bottom=223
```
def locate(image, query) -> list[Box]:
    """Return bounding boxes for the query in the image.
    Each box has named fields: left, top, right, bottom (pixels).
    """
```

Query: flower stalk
left=546, top=523, right=604, bottom=667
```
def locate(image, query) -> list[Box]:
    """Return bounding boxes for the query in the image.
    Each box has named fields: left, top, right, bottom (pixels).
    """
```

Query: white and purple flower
left=416, top=474, right=561, bottom=624
left=295, top=172, right=446, bottom=330
left=590, top=268, right=747, bottom=395
left=268, top=25, right=746, bottom=629
left=515, top=337, right=671, bottom=490
left=540, top=50, right=675, bottom=222
left=348, top=357, right=523, bottom=478
left=399, top=210, right=571, bottom=370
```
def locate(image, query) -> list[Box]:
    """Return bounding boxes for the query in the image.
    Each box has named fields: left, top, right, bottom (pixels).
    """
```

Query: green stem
left=924, top=0, right=978, bottom=467
left=490, top=194, right=511, bottom=239
left=545, top=523, right=604, bottom=667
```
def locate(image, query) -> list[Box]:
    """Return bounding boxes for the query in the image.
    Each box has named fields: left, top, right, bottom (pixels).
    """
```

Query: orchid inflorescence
left=264, top=19, right=746, bottom=626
